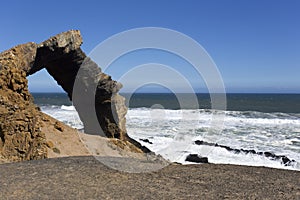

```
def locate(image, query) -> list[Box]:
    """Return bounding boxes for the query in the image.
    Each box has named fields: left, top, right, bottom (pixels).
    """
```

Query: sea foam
left=41, top=105, right=300, bottom=171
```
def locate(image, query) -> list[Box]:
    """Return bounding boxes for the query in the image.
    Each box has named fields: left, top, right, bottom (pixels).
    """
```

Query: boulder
left=185, top=154, right=208, bottom=163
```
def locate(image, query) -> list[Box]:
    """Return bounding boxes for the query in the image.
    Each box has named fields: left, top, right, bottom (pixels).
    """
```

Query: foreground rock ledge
left=0, top=30, right=149, bottom=161
left=1, top=156, right=300, bottom=199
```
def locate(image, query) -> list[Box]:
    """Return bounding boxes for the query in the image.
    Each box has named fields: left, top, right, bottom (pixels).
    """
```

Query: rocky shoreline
left=192, top=140, right=297, bottom=166
left=1, top=31, right=300, bottom=199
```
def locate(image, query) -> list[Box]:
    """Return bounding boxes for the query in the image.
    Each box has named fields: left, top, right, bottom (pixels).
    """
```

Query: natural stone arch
left=30, top=30, right=129, bottom=140
left=0, top=30, right=149, bottom=161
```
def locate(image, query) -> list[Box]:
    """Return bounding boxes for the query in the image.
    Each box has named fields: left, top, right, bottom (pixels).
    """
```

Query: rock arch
left=0, top=30, right=148, bottom=161
left=30, top=30, right=127, bottom=140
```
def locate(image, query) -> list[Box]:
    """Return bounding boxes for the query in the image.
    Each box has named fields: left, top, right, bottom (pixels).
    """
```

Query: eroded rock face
left=0, top=52, right=46, bottom=161
left=0, top=30, right=148, bottom=161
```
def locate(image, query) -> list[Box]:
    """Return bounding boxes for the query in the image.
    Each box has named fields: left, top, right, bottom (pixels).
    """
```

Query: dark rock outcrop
left=140, top=138, right=153, bottom=144
left=0, top=30, right=149, bottom=161
left=194, top=140, right=297, bottom=166
left=185, top=154, right=209, bottom=163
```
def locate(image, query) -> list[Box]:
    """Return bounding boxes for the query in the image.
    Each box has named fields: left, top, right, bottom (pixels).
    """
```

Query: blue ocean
left=33, top=93, right=300, bottom=170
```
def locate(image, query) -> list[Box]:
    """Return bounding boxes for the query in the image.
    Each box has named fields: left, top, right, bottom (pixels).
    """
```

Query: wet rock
left=193, top=140, right=297, bottom=167
left=194, top=140, right=204, bottom=145
left=233, top=149, right=241, bottom=154
left=140, top=139, right=153, bottom=144
left=249, top=150, right=256, bottom=154
left=280, top=156, right=295, bottom=166
left=264, top=152, right=275, bottom=158
left=185, top=154, right=208, bottom=163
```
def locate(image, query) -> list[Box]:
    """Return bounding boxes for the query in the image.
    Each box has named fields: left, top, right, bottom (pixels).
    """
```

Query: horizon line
left=30, top=91, right=300, bottom=95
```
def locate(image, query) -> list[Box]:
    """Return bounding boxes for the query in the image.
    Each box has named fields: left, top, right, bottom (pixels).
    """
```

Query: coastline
left=34, top=93, right=300, bottom=171
left=1, top=108, right=298, bottom=199
left=0, top=156, right=299, bottom=199
left=0, top=30, right=299, bottom=199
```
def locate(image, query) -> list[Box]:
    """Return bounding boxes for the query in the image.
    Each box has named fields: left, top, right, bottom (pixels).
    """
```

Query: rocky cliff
left=0, top=30, right=148, bottom=162
left=0, top=43, right=46, bottom=161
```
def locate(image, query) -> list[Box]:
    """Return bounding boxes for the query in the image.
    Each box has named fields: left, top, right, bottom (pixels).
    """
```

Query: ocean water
left=33, top=93, right=300, bottom=171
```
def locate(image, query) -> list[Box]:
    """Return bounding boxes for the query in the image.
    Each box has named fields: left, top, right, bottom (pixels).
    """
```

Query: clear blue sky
left=1, top=0, right=299, bottom=93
